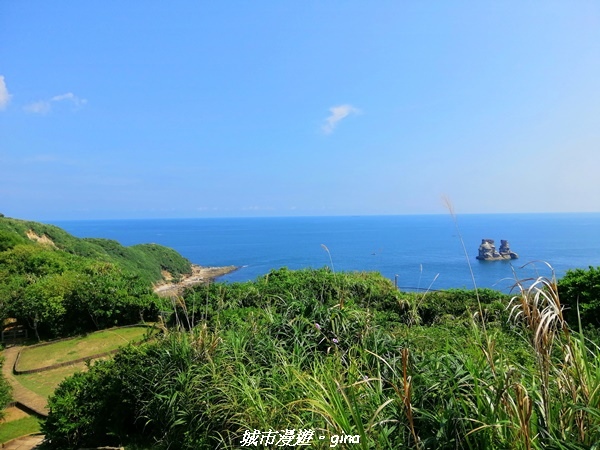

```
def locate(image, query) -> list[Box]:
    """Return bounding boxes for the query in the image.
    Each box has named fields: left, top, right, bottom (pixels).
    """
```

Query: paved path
left=0, top=434, right=44, bottom=449
left=1, top=346, right=48, bottom=417
left=2, top=345, right=47, bottom=449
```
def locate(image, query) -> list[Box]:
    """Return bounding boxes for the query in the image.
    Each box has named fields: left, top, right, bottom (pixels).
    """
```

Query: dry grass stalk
left=508, top=266, right=567, bottom=431
left=506, top=263, right=600, bottom=446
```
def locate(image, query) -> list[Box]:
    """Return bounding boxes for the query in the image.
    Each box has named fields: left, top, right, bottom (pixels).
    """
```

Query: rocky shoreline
left=153, top=264, right=238, bottom=297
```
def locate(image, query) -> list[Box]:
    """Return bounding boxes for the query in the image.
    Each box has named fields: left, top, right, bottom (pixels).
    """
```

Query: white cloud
left=0, top=76, right=11, bottom=110
left=51, top=92, right=87, bottom=108
left=24, top=101, right=51, bottom=114
left=322, top=104, right=361, bottom=134
left=24, top=92, right=87, bottom=114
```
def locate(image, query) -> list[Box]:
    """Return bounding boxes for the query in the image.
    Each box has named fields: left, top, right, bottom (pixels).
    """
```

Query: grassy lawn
left=17, top=361, right=91, bottom=399
left=17, top=326, right=154, bottom=372
left=0, top=416, right=41, bottom=444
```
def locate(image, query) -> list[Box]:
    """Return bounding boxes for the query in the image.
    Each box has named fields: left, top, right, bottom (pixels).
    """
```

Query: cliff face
left=476, top=239, right=519, bottom=261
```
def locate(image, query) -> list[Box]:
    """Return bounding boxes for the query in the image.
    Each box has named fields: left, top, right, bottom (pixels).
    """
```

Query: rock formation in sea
left=476, top=239, right=519, bottom=260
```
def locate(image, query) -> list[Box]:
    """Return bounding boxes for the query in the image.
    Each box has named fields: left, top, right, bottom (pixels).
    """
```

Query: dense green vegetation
left=0, top=216, right=192, bottom=339
left=43, top=267, right=600, bottom=450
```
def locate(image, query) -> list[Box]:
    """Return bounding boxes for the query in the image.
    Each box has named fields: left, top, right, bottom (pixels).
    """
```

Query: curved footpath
left=2, top=346, right=48, bottom=417
left=1, top=345, right=47, bottom=449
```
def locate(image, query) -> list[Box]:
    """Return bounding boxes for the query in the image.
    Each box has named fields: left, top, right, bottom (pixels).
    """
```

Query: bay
left=50, top=213, right=600, bottom=293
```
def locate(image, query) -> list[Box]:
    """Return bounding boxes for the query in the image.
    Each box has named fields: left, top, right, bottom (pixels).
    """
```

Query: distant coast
left=153, top=264, right=238, bottom=297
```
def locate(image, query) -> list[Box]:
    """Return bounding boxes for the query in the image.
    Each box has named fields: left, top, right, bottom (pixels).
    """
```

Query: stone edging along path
left=13, top=348, right=122, bottom=375
left=13, top=324, right=155, bottom=375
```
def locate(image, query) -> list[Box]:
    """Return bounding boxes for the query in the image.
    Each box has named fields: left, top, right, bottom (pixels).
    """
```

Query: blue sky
left=1, top=2, right=599, bottom=220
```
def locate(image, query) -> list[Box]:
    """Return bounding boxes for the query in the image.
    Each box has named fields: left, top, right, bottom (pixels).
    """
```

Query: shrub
left=558, top=266, right=600, bottom=328
left=0, top=230, right=26, bottom=252
left=43, top=332, right=224, bottom=449
left=43, top=359, right=128, bottom=448
left=0, top=358, right=12, bottom=420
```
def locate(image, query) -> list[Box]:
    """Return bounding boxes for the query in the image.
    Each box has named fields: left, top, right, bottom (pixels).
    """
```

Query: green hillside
left=0, top=215, right=192, bottom=339
left=0, top=216, right=192, bottom=283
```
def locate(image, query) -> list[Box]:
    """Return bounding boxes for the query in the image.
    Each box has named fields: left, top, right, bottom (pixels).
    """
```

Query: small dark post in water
left=394, top=274, right=398, bottom=290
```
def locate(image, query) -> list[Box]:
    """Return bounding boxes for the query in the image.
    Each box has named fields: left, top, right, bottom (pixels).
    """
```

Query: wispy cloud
left=0, top=76, right=11, bottom=110
left=24, top=92, right=87, bottom=114
left=24, top=101, right=51, bottom=114
left=51, top=92, right=87, bottom=107
left=322, top=104, right=361, bottom=134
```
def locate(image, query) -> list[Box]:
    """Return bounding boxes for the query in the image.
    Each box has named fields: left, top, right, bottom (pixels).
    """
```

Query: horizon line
left=10, top=210, right=598, bottom=223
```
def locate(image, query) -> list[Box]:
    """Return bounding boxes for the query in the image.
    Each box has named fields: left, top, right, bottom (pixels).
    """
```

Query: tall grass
left=507, top=268, right=600, bottom=447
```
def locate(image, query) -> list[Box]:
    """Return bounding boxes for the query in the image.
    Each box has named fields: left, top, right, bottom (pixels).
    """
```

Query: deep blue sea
left=50, top=214, right=600, bottom=293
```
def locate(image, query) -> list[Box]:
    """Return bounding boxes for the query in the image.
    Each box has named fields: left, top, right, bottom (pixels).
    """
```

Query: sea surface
left=50, top=214, right=600, bottom=293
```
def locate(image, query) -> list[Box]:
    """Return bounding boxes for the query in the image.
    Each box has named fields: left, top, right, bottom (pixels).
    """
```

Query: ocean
left=50, top=213, right=600, bottom=293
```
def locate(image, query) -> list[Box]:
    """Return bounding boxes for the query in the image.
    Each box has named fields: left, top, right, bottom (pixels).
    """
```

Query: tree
left=65, top=262, right=159, bottom=332
left=14, top=273, right=75, bottom=340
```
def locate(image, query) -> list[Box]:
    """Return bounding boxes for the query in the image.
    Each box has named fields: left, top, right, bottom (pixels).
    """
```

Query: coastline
left=52, top=214, right=600, bottom=292
left=153, top=264, right=238, bottom=297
